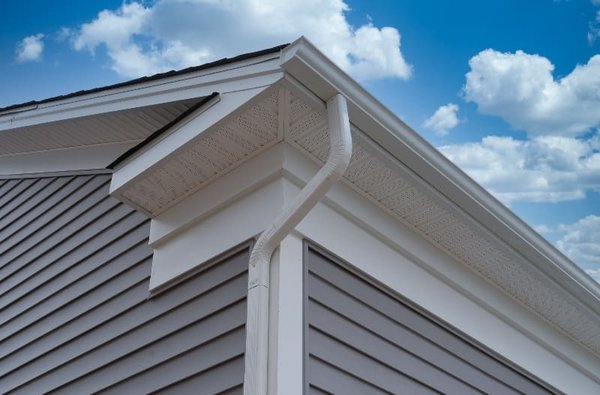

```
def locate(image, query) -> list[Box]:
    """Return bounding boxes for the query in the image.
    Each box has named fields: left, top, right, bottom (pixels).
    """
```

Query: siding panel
left=0, top=175, right=106, bottom=258
left=306, top=246, right=556, bottom=395
left=153, top=357, right=245, bottom=395
left=0, top=178, right=38, bottom=214
left=0, top=174, right=247, bottom=394
left=0, top=177, right=58, bottom=225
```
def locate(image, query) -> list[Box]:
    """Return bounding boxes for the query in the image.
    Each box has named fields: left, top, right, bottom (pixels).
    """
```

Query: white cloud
left=439, top=134, right=600, bottom=204
left=534, top=224, right=553, bottom=235
left=15, top=34, right=44, bottom=63
left=423, top=103, right=459, bottom=136
left=71, top=3, right=177, bottom=77
left=586, top=268, right=600, bottom=283
left=555, top=215, right=600, bottom=272
left=589, top=10, right=600, bottom=44
left=70, top=0, right=412, bottom=80
left=464, top=49, right=600, bottom=137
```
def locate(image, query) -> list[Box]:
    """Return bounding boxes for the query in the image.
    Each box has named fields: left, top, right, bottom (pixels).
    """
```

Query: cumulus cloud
left=423, top=103, right=459, bottom=136
left=71, top=3, right=191, bottom=77
left=555, top=215, right=600, bottom=277
left=464, top=49, right=600, bottom=137
left=439, top=134, right=600, bottom=204
left=70, top=0, right=412, bottom=80
left=15, top=34, right=44, bottom=63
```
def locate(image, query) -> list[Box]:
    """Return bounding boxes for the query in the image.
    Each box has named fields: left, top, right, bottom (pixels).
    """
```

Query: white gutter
left=280, top=37, right=600, bottom=311
left=243, top=94, right=352, bottom=395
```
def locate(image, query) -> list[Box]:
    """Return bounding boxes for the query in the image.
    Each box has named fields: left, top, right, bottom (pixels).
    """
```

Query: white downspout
left=243, top=93, right=352, bottom=395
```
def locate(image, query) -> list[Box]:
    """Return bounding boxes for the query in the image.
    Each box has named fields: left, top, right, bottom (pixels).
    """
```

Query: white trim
left=6, top=40, right=598, bottom=391
left=146, top=144, right=288, bottom=290
left=244, top=94, right=351, bottom=395
left=143, top=144, right=600, bottom=392
left=0, top=168, right=112, bottom=180
left=148, top=143, right=287, bottom=246
left=280, top=37, right=600, bottom=311
left=110, top=85, right=277, bottom=213
left=0, top=55, right=283, bottom=131
left=110, top=92, right=221, bottom=174
left=295, top=202, right=599, bottom=393
left=267, top=232, right=304, bottom=395
left=148, top=177, right=285, bottom=292
left=0, top=141, right=136, bottom=177
left=282, top=147, right=600, bottom=391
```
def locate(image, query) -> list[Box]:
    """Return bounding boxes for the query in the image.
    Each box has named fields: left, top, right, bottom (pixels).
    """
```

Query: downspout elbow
left=243, top=94, right=352, bottom=395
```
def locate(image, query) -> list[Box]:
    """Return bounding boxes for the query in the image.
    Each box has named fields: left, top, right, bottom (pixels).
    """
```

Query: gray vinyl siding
left=305, top=246, right=557, bottom=395
left=0, top=174, right=247, bottom=395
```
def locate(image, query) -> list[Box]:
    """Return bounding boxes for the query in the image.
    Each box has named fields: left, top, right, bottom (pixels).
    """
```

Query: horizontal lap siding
left=306, top=247, right=555, bottom=395
left=0, top=175, right=247, bottom=395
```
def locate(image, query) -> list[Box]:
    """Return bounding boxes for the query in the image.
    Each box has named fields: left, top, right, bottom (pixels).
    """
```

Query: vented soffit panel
left=110, top=80, right=600, bottom=360
left=0, top=97, right=205, bottom=157
left=110, top=85, right=280, bottom=216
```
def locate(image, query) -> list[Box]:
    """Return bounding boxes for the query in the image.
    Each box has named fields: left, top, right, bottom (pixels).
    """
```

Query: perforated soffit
left=0, top=98, right=201, bottom=156
left=120, top=86, right=600, bottom=357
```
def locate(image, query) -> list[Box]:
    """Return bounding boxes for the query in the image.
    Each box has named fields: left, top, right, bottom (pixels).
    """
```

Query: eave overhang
left=0, top=47, right=285, bottom=177
left=109, top=39, right=600, bottom=365
left=1, top=38, right=598, bottom=373
left=280, top=38, right=600, bottom=353
left=280, top=38, right=600, bottom=307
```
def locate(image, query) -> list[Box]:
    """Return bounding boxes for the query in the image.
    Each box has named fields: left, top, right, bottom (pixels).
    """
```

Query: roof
left=0, top=44, right=288, bottom=115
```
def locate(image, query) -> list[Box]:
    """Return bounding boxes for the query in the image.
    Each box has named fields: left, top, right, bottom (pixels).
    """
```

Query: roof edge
left=280, top=37, right=600, bottom=309
left=0, top=44, right=288, bottom=115
left=107, top=92, right=220, bottom=170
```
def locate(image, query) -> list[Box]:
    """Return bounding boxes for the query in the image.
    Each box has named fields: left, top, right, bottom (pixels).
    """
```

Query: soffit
left=112, top=84, right=600, bottom=358
left=0, top=98, right=202, bottom=156
left=116, top=88, right=281, bottom=215
left=0, top=44, right=287, bottom=115
left=288, top=94, right=600, bottom=357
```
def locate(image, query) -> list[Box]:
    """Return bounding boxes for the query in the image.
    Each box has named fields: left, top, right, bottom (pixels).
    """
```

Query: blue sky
left=1, top=0, right=599, bottom=280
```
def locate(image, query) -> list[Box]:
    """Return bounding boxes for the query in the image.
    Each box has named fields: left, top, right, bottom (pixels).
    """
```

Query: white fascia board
left=280, top=37, right=600, bottom=313
left=0, top=140, right=135, bottom=177
left=0, top=54, right=283, bottom=132
left=110, top=85, right=276, bottom=198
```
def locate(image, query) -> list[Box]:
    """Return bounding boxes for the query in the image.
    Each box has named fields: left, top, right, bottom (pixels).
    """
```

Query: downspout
left=243, top=93, right=353, bottom=395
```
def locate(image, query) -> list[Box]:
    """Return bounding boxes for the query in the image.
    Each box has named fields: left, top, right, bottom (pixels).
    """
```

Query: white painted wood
left=268, top=233, right=304, bottom=395
left=0, top=141, right=137, bottom=177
